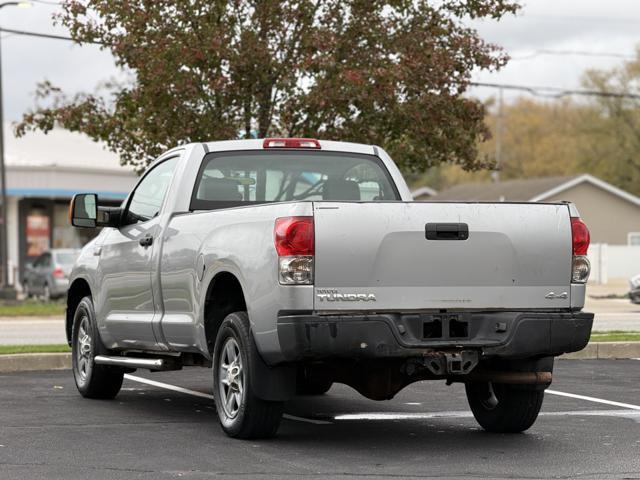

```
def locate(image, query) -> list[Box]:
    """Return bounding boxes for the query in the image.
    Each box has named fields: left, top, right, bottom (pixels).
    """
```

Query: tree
left=578, top=47, right=640, bottom=195
left=16, top=0, right=518, bottom=172
left=407, top=97, right=590, bottom=190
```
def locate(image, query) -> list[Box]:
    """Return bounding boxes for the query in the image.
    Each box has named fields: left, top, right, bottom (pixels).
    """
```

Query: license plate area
left=423, top=314, right=469, bottom=340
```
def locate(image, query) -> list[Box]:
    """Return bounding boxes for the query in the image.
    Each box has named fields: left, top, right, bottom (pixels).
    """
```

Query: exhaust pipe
left=449, top=371, right=552, bottom=385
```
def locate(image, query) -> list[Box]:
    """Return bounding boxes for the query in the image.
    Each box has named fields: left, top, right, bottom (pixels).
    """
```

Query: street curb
left=562, top=342, right=640, bottom=360
left=0, top=342, right=638, bottom=373
left=0, top=353, right=71, bottom=373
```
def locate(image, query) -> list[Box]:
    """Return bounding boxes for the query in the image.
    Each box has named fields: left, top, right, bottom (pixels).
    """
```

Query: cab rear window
left=190, top=151, right=399, bottom=210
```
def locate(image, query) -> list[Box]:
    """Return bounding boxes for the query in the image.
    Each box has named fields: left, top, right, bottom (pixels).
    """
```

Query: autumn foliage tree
left=17, top=0, right=519, bottom=172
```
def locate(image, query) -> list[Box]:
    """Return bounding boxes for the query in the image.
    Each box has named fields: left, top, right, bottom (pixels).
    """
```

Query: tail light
left=571, top=217, right=590, bottom=283
left=52, top=267, right=65, bottom=279
left=263, top=138, right=321, bottom=149
left=275, top=216, right=314, bottom=284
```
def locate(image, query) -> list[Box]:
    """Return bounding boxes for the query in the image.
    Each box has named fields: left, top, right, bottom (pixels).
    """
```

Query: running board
left=94, top=355, right=175, bottom=371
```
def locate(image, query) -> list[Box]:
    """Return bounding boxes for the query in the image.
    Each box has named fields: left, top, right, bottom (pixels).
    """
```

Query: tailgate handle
left=425, top=223, right=469, bottom=241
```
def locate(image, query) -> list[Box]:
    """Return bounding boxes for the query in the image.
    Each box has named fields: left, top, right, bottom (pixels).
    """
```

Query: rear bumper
left=277, top=311, right=594, bottom=361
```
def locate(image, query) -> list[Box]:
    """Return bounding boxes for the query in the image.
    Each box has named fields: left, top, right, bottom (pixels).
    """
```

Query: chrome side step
left=94, top=355, right=168, bottom=370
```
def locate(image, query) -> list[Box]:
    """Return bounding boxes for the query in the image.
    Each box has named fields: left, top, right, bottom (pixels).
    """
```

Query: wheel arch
left=203, top=271, right=247, bottom=355
left=66, top=278, right=92, bottom=346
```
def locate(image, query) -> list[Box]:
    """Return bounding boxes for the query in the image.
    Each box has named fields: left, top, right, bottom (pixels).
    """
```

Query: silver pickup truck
left=67, top=138, right=593, bottom=439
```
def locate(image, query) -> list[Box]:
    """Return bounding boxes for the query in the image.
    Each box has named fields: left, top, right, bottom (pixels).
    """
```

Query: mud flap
left=249, top=333, right=296, bottom=402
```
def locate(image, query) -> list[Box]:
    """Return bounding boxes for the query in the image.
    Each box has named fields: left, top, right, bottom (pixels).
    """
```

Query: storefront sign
left=26, top=214, right=50, bottom=257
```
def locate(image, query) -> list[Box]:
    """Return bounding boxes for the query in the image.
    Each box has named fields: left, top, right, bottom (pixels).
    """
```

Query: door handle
left=139, top=235, right=153, bottom=247
left=425, top=223, right=469, bottom=240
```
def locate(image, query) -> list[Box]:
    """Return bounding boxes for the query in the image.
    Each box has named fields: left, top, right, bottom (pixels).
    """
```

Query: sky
left=0, top=0, right=639, bottom=121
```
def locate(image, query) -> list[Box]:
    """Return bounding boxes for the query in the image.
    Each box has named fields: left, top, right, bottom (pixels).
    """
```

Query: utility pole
left=492, top=86, right=503, bottom=183
left=0, top=1, right=32, bottom=298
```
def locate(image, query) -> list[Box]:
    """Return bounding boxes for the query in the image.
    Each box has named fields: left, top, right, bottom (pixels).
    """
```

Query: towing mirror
left=70, top=194, right=121, bottom=228
left=70, top=193, right=97, bottom=228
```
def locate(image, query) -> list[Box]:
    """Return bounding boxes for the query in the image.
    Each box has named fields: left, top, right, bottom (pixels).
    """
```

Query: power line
left=521, top=14, right=640, bottom=24
left=29, top=0, right=62, bottom=5
left=510, top=49, right=636, bottom=61
left=1, top=26, right=638, bottom=102
left=470, top=81, right=640, bottom=100
left=0, top=27, right=102, bottom=44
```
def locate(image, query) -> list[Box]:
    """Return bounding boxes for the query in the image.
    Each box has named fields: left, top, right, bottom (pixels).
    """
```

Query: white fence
left=588, top=244, right=640, bottom=284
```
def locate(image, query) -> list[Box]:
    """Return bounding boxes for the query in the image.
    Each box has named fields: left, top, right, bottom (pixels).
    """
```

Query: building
left=5, top=126, right=137, bottom=287
left=430, top=174, right=640, bottom=245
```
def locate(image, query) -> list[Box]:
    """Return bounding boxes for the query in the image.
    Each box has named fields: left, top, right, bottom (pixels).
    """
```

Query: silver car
left=23, top=249, right=80, bottom=300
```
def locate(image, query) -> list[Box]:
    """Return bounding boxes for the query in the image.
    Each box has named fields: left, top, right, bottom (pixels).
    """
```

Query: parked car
left=629, top=274, right=640, bottom=304
left=23, top=249, right=80, bottom=300
left=65, top=138, right=594, bottom=439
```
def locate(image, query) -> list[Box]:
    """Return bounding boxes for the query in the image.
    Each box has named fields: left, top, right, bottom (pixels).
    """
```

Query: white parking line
left=124, top=374, right=213, bottom=400
left=124, top=374, right=640, bottom=424
left=123, top=374, right=331, bottom=425
left=546, top=389, right=640, bottom=411
left=333, top=409, right=640, bottom=422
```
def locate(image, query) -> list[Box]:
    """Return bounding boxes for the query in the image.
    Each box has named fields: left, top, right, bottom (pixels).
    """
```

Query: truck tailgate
left=313, top=202, right=572, bottom=310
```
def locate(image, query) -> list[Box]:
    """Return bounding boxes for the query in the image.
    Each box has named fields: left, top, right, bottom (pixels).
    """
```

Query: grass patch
left=0, top=300, right=64, bottom=317
left=590, top=331, right=640, bottom=342
left=0, top=344, right=70, bottom=355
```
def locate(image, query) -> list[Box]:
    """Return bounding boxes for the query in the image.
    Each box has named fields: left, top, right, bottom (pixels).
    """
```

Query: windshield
left=190, top=151, right=399, bottom=210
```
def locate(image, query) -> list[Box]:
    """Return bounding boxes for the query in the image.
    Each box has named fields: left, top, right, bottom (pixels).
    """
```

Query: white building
left=4, top=125, right=137, bottom=287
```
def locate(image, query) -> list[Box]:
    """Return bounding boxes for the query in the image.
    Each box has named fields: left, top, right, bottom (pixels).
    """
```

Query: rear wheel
left=71, top=296, right=124, bottom=399
left=213, top=311, right=284, bottom=439
left=466, top=382, right=544, bottom=433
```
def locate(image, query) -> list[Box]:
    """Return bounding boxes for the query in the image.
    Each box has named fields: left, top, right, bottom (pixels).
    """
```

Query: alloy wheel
left=218, top=337, right=244, bottom=418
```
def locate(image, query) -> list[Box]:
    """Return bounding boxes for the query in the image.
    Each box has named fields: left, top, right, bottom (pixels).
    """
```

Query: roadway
left=1, top=359, right=639, bottom=479
left=0, top=297, right=638, bottom=345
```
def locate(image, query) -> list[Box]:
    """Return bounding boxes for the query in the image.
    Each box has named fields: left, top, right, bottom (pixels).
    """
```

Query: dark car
left=23, top=249, right=80, bottom=301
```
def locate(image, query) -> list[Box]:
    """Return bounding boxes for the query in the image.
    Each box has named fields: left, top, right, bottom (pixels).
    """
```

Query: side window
left=125, top=157, right=178, bottom=225
left=35, top=253, right=51, bottom=268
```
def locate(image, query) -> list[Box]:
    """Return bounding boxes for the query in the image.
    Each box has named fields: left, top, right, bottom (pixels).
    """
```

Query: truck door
left=96, top=157, right=178, bottom=349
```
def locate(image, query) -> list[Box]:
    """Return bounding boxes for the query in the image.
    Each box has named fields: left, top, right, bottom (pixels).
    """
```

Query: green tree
left=16, top=0, right=518, bottom=172
left=579, top=47, right=640, bottom=195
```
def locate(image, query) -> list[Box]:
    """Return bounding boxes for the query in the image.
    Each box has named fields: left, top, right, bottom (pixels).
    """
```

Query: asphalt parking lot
left=1, top=359, right=639, bottom=480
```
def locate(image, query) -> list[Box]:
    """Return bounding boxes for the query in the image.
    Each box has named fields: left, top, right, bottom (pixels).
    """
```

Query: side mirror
left=70, top=193, right=121, bottom=228
left=70, top=193, right=97, bottom=228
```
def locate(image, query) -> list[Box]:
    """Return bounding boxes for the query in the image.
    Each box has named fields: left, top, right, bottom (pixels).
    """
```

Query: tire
left=466, top=382, right=544, bottom=433
left=213, top=311, right=284, bottom=439
left=23, top=282, right=32, bottom=299
left=71, top=296, right=124, bottom=399
left=296, top=367, right=333, bottom=395
left=43, top=284, right=51, bottom=302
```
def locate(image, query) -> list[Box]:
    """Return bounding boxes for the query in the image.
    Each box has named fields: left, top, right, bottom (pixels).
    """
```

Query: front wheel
left=465, top=382, right=544, bottom=433
left=71, top=296, right=124, bottom=399
left=213, top=311, right=284, bottom=439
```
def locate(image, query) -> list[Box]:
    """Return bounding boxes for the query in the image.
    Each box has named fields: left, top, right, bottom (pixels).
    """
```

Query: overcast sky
left=0, top=0, right=639, bottom=121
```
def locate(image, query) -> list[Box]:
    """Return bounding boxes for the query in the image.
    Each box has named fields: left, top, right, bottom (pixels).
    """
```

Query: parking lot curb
left=562, top=342, right=640, bottom=360
left=0, top=353, right=71, bottom=373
